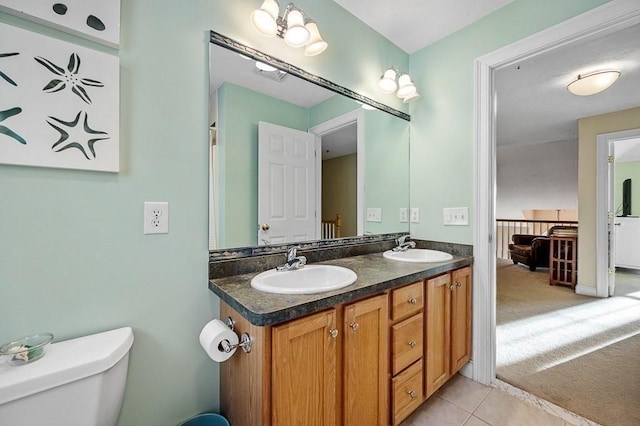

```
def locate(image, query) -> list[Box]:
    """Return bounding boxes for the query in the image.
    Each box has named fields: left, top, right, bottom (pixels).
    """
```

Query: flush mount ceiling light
left=378, top=67, right=420, bottom=102
left=567, top=70, right=621, bottom=96
left=250, top=0, right=328, bottom=56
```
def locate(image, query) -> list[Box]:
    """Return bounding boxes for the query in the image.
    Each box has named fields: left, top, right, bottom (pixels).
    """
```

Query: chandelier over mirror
left=250, top=0, right=328, bottom=56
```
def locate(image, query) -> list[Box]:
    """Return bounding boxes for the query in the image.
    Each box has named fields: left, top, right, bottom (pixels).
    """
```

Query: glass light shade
left=256, top=61, right=277, bottom=72
left=250, top=0, right=279, bottom=37
left=304, top=22, right=327, bottom=56
left=402, top=92, right=420, bottom=103
left=567, top=70, right=620, bottom=96
left=284, top=10, right=309, bottom=48
left=396, top=74, right=416, bottom=98
left=378, top=69, right=397, bottom=94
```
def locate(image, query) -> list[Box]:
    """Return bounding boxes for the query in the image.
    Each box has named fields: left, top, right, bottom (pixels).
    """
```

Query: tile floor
left=401, top=375, right=578, bottom=426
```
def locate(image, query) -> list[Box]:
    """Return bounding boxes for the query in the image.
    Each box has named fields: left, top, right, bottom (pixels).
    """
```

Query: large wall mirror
left=208, top=31, right=410, bottom=251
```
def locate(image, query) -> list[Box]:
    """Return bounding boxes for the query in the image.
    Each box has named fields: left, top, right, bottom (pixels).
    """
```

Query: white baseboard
left=575, top=285, right=598, bottom=297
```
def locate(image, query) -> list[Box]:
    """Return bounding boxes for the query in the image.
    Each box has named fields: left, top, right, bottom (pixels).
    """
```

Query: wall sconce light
left=378, top=67, right=420, bottom=103
left=250, top=0, right=328, bottom=56
left=567, top=70, right=620, bottom=96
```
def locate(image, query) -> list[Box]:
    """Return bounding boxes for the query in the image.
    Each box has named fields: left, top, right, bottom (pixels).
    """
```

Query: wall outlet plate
left=399, top=208, right=408, bottom=223
left=410, top=208, right=420, bottom=223
left=366, top=207, right=382, bottom=222
left=144, top=202, right=169, bottom=234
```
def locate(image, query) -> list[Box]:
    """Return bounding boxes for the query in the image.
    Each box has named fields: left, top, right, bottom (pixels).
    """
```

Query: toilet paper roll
left=199, top=319, right=239, bottom=362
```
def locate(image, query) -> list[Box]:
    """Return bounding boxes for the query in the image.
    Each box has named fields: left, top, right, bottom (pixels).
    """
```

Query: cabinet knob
left=456, top=281, right=462, bottom=288
left=329, top=329, right=338, bottom=339
left=448, top=284, right=455, bottom=291
left=349, top=322, right=360, bottom=331
left=407, top=390, right=417, bottom=399
left=408, top=340, right=417, bottom=349
left=408, top=297, right=417, bottom=305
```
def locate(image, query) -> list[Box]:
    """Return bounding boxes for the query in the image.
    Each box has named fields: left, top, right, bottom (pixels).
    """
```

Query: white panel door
left=258, top=121, right=317, bottom=245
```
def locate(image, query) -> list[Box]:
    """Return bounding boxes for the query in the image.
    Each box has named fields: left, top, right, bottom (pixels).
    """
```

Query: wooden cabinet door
left=425, top=273, right=451, bottom=398
left=343, top=294, right=389, bottom=426
left=272, top=309, right=338, bottom=426
left=451, top=266, right=472, bottom=374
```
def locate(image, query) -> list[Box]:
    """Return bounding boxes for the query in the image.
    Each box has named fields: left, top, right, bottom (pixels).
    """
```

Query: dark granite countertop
left=209, top=251, right=472, bottom=326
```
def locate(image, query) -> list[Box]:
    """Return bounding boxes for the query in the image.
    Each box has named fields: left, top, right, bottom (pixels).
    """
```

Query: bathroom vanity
left=209, top=247, right=472, bottom=426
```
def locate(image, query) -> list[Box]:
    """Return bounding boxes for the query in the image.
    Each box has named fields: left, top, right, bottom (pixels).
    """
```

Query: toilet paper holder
left=220, top=317, right=252, bottom=354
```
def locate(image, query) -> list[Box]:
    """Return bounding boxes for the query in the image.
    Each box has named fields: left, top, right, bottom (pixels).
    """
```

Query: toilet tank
left=0, top=327, right=134, bottom=426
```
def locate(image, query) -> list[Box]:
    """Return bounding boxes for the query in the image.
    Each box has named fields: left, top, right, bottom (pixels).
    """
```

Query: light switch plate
left=443, top=207, right=469, bottom=226
left=410, top=208, right=420, bottom=223
left=367, top=207, right=382, bottom=222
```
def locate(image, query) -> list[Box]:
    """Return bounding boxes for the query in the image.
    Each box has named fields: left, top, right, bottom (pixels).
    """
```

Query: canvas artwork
left=0, top=23, right=119, bottom=172
left=0, top=0, right=120, bottom=48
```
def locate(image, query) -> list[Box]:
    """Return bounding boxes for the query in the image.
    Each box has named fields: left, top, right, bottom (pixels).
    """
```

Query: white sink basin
left=251, top=265, right=357, bottom=295
left=383, top=249, right=453, bottom=263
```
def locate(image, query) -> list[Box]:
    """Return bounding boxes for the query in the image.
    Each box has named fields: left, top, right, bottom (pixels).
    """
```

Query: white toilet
left=0, top=326, right=134, bottom=426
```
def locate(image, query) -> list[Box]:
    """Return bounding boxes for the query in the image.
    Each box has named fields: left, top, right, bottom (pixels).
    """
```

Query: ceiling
left=334, top=0, right=512, bottom=54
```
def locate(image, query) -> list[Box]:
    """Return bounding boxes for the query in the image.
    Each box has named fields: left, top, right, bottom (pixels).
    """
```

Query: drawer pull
left=408, top=297, right=417, bottom=305
left=407, top=390, right=417, bottom=399
left=329, top=329, right=338, bottom=339
left=349, top=322, right=360, bottom=331
left=408, top=340, right=417, bottom=349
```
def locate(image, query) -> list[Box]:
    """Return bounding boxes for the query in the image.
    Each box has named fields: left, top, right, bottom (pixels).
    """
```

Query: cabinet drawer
left=391, top=281, right=423, bottom=321
left=392, top=360, right=423, bottom=426
left=391, top=313, right=423, bottom=375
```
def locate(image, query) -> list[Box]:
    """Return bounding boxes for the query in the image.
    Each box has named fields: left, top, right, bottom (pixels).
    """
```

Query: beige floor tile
left=474, top=389, right=564, bottom=426
left=437, top=374, right=492, bottom=413
left=400, top=396, right=471, bottom=426
left=464, top=416, right=491, bottom=426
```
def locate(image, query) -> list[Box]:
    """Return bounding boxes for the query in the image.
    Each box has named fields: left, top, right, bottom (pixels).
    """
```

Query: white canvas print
left=0, top=23, right=119, bottom=172
left=0, top=0, right=120, bottom=48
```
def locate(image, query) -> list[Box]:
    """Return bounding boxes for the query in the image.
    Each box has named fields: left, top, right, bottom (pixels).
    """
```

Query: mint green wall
left=308, top=94, right=360, bottom=127
left=218, top=83, right=308, bottom=247
left=408, top=0, right=610, bottom=244
left=0, top=1, right=409, bottom=425
left=615, top=162, right=640, bottom=216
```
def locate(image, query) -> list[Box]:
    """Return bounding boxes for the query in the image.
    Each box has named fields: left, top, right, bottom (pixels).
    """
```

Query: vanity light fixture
left=567, top=70, right=621, bottom=96
left=378, top=67, right=420, bottom=102
left=250, top=0, right=328, bottom=56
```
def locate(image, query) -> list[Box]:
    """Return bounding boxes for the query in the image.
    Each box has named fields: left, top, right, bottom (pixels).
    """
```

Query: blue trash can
left=180, top=413, right=230, bottom=426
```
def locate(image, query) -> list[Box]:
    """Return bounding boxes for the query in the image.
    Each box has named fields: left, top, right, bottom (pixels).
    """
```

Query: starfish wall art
left=0, top=23, right=119, bottom=172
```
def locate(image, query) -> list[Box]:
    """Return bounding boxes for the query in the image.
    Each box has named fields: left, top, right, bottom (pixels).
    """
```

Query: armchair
left=508, top=234, right=550, bottom=271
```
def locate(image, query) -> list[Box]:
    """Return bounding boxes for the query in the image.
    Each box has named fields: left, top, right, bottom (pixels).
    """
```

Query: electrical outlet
left=366, top=208, right=382, bottom=222
left=410, top=208, right=420, bottom=223
left=144, top=202, right=169, bottom=234
left=399, top=208, right=408, bottom=223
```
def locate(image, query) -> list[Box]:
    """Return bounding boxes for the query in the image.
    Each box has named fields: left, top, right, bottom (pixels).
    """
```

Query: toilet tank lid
left=0, top=327, right=134, bottom=405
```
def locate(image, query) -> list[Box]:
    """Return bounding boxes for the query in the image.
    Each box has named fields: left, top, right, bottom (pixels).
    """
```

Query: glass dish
left=0, top=332, right=54, bottom=365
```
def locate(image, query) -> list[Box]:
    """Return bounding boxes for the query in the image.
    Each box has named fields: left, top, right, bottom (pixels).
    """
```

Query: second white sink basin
left=251, top=265, right=357, bottom=295
left=383, top=249, right=453, bottom=263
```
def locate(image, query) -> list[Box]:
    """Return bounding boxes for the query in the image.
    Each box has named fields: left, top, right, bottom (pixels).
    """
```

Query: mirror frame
left=209, top=31, right=410, bottom=122
left=208, top=31, right=411, bottom=260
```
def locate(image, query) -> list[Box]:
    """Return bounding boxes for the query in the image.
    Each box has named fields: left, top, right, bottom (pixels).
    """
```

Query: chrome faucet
left=393, top=235, right=416, bottom=252
left=276, top=245, right=307, bottom=271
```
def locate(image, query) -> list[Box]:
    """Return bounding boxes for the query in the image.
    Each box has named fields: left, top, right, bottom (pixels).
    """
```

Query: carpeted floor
left=496, top=259, right=640, bottom=426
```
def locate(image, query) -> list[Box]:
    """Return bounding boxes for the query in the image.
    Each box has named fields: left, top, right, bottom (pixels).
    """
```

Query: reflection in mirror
left=209, top=32, right=410, bottom=250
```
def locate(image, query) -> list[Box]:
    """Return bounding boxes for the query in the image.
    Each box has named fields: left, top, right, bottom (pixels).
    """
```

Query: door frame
left=473, top=0, right=640, bottom=385
left=596, top=128, right=640, bottom=297
left=309, top=109, right=365, bottom=237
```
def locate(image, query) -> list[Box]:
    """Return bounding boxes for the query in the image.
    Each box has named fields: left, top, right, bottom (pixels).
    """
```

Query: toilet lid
left=0, top=327, right=133, bottom=405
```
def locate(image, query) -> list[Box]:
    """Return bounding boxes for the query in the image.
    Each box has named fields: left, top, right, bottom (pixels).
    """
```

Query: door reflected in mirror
left=209, top=33, right=410, bottom=250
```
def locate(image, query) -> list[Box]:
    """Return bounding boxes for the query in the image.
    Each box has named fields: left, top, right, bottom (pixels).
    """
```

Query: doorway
left=472, top=0, right=640, bottom=387
left=309, top=109, right=365, bottom=237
